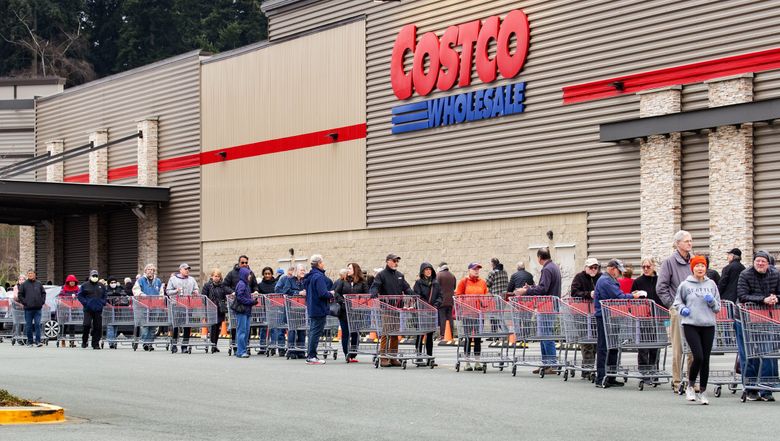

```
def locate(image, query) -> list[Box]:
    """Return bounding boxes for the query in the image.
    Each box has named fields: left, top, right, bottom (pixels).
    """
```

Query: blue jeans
left=141, top=326, right=155, bottom=343
left=308, top=316, right=327, bottom=360
left=107, top=326, right=117, bottom=342
left=236, top=313, right=250, bottom=357
left=288, top=329, right=306, bottom=353
left=24, top=309, right=42, bottom=344
left=537, top=315, right=557, bottom=363
left=258, top=325, right=268, bottom=346
left=735, top=321, right=779, bottom=396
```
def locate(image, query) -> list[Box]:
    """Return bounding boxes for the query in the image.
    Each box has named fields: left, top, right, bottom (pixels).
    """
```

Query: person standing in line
left=632, top=257, right=661, bottom=378
left=515, top=248, right=562, bottom=372
left=233, top=267, right=257, bottom=359
left=674, top=255, right=721, bottom=404
left=133, top=263, right=165, bottom=351
left=718, top=248, right=745, bottom=303
left=507, top=262, right=535, bottom=298
left=58, top=274, right=80, bottom=347
left=78, top=270, right=107, bottom=350
left=704, top=256, right=721, bottom=286
left=370, top=254, right=414, bottom=367
left=618, top=265, right=634, bottom=294
left=17, top=270, right=47, bottom=347
left=105, top=276, right=128, bottom=349
left=202, top=268, right=233, bottom=354
left=303, top=255, right=334, bottom=365
left=166, top=263, right=200, bottom=354
left=569, top=257, right=601, bottom=377
left=413, top=262, right=443, bottom=366
left=332, top=262, right=368, bottom=362
left=486, top=258, right=509, bottom=297
left=656, top=230, right=694, bottom=393
left=455, top=263, right=488, bottom=372
left=256, top=266, right=277, bottom=352
left=276, top=264, right=307, bottom=359
left=436, top=263, right=457, bottom=340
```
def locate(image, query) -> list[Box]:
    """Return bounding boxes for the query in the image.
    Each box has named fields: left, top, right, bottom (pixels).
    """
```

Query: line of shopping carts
left=737, top=303, right=780, bottom=402
left=2, top=298, right=52, bottom=346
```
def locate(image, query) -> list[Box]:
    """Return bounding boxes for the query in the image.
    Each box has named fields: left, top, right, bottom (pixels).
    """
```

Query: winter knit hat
left=690, top=255, right=707, bottom=272
left=754, top=250, right=771, bottom=263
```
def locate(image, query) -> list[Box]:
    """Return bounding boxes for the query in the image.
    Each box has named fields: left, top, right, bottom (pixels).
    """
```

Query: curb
left=0, top=403, right=65, bottom=425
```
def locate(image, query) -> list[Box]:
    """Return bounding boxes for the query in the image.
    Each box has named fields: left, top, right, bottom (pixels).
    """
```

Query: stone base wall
left=18, top=226, right=35, bottom=274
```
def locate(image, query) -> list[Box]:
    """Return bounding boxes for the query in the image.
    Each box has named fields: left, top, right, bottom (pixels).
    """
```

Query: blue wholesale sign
left=391, top=82, right=526, bottom=135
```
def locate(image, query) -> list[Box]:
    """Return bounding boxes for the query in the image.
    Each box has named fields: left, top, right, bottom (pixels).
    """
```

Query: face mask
left=110, top=283, right=118, bottom=288
left=90, top=276, right=99, bottom=283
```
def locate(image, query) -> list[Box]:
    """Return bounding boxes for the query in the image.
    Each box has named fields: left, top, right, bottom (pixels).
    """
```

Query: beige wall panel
left=201, top=138, right=366, bottom=241
left=203, top=212, right=586, bottom=293
left=201, top=20, right=366, bottom=151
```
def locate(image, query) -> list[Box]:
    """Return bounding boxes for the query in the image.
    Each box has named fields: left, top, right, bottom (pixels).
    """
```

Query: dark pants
left=596, top=315, right=618, bottom=385
left=638, top=348, right=660, bottom=371
left=82, top=310, right=102, bottom=348
left=210, top=313, right=225, bottom=346
left=416, top=332, right=434, bottom=356
left=337, top=314, right=358, bottom=359
left=683, top=324, right=715, bottom=391
left=307, top=316, right=327, bottom=360
left=288, top=329, right=306, bottom=354
left=464, top=337, right=481, bottom=356
left=24, top=309, right=42, bottom=345
left=439, top=306, right=453, bottom=337
left=173, top=327, right=191, bottom=350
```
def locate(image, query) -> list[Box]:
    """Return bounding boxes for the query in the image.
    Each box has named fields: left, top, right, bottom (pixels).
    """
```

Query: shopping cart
left=375, top=295, right=438, bottom=369
left=102, top=299, right=135, bottom=349
left=11, top=300, right=51, bottom=346
left=226, top=294, right=268, bottom=356
left=510, top=296, right=566, bottom=378
left=454, top=295, right=514, bottom=373
left=56, top=296, right=84, bottom=347
left=264, top=294, right=288, bottom=356
left=600, top=299, right=672, bottom=390
left=561, top=298, right=598, bottom=381
left=737, top=303, right=780, bottom=402
left=168, top=295, right=218, bottom=354
left=343, top=294, right=381, bottom=361
left=132, top=295, right=172, bottom=351
left=0, top=299, right=14, bottom=342
left=285, top=295, right=308, bottom=358
left=680, top=300, right=741, bottom=397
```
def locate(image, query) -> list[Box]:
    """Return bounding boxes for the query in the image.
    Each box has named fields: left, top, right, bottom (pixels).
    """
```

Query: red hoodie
left=59, top=275, right=79, bottom=296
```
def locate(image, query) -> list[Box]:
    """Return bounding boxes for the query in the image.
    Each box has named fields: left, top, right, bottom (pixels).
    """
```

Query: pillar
left=45, top=140, right=64, bottom=182
left=88, top=130, right=108, bottom=274
left=18, top=226, right=35, bottom=274
left=638, top=86, right=682, bottom=263
left=137, top=117, right=159, bottom=268
left=706, top=74, right=754, bottom=269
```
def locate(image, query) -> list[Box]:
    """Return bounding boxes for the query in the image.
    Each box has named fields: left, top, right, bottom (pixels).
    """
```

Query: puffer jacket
left=413, top=262, right=443, bottom=308
left=77, top=281, right=107, bottom=312
left=737, top=266, right=780, bottom=304
left=203, top=280, right=233, bottom=314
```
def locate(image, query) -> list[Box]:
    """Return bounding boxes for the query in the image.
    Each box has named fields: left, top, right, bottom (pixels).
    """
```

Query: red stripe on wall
left=562, top=47, right=780, bottom=104
left=62, top=123, right=368, bottom=181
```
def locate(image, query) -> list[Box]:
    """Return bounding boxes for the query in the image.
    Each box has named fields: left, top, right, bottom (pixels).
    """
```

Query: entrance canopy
left=0, top=180, right=170, bottom=225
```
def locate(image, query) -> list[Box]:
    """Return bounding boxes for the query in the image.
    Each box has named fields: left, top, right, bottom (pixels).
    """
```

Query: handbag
left=328, top=302, right=341, bottom=317
left=230, top=297, right=247, bottom=314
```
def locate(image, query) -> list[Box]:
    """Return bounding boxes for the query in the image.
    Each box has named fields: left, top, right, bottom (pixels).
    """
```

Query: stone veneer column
left=638, top=86, right=682, bottom=263
left=88, top=130, right=108, bottom=274
left=18, top=226, right=35, bottom=274
left=706, top=74, right=754, bottom=269
left=137, top=118, right=159, bottom=268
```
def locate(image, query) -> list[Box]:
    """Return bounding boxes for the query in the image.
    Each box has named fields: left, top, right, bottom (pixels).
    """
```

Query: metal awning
left=0, top=180, right=170, bottom=225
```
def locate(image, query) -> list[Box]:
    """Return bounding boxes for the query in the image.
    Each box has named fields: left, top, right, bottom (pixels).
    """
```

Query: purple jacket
left=524, top=261, right=562, bottom=297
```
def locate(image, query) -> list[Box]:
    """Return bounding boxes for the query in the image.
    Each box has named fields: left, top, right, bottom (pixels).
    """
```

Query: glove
left=680, top=307, right=691, bottom=317
left=704, top=294, right=714, bottom=304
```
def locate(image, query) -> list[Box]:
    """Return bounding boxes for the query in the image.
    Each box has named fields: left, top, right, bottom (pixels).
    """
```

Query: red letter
left=476, top=16, right=499, bottom=83
left=412, top=32, right=440, bottom=96
left=391, top=24, right=416, bottom=100
left=497, top=10, right=530, bottom=80
left=436, top=25, right=459, bottom=92
left=457, top=20, right=480, bottom=87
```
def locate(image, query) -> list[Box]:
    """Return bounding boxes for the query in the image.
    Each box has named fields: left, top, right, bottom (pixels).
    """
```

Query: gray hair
left=144, top=263, right=157, bottom=272
left=296, top=263, right=307, bottom=272
left=338, top=268, right=348, bottom=275
left=640, top=257, right=656, bottom=268
left=124, top=277, right=132, bottom=284
left=310, top=254, right=323, bottom=265
left=517, top=261, right=525, bottom=270
left=673, top=230, right=691, bottom=244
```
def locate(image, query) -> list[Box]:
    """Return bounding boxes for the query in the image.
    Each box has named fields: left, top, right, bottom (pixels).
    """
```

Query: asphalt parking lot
left=0, top=339, right=774, bottom=440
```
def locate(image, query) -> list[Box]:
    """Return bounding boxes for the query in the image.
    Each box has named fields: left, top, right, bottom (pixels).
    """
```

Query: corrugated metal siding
left=107, top=210, right=139, bottom=279
left=681, top=83, right=709, bottom=112
left=34, top=225, right=48, bottom=282
left=35, top=51, right=203, bottom=277
left=681, top=133, right=710, bottom=253
left=0, top=108, right=35, bottom=181
left=62, top=216, right=90, bottom=281
left=266, top=0, right=780, bottom=264
left=752, top=68, right=780, bottom=254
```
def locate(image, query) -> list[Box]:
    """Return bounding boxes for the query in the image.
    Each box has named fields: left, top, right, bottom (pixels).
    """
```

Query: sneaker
left=143, top=345, right=150, bottom=351
left=532, top=368, right=541, bottom=374
left=171, top=346, right=178, bottom=354
left=306, top=357, right=325, bottom=365
left=26, top=344, right=33, bottom=348
left=464, top=362, right=474, bottom=372
left=698, top=392, right=709, bottom=405
left=761, top=394, right=776, bottom=402
left=347, top=358, right=359, bottom=363
left=239, top=353, right=250, bottom=358
left=685, top=386, right=696, bottom=401
left=36, top=342, right=43, bottom=347
left=746, top=392, right=761, bottom=401
left=474, top=362, right=483, bottom=371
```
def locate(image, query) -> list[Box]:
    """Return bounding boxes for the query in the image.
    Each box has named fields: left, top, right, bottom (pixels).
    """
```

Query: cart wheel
left=563, top=370, right=569, bottom=381
left=652, top=383, right=658, bottom=388
left=482, top=365, right=487, bottom=374
left=499, top=367, right=504, bottom=372
left=557, top=369, right=562, bottom=376
left=374, top=358, right=380, bottom=369
left=731, top=384, right=738, bottom=393
left=623, top=377, right=628, bottom=383
left=132, top=343, right=138, bottom=351
left=100, top=341, right=104, bottom=349
left=11, top=340, right=15, bottom=346
left=455, top=362, right=460, bottom=372
left=402, top=361, right=407, bottom=370
left=741, top=392, right=747, bottom=403
left=540, top=369, right=545, bottom=378
left=678, top=384, right=685, bottom=395
left=590, top=373, right=596, bottom=383
left=715, top=386, right=722, bottom=398
left=430, top=360, right=435, bottom=369
left=512, top=366, right=517, bottom=377
left=265, top=350, right=270, bottom=357
left=333, top=352, right=337, bottom=360
left=638, top=381, right=644, bottom=391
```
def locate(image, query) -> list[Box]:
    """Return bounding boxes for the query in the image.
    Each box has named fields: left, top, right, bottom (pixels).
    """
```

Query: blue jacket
left=234, top=267, right=254, bottom=315
left=303, top=267, right=333, bottom=318
left=137, top=277, right=162, bottom=295
left=275, top=275, right=303, bottom=295
left=77, top=281, right=107, bottom=312
left=594, top=274, right=633, bottom=317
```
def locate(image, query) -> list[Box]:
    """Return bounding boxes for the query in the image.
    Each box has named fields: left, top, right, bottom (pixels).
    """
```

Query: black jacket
left=257, top=278, right=276, bottom=294
left=706, top=269, right=721, bottom=286
left=507, top=269, right=535, bottom=293
left=413, top=263, right=443, bottom=308
left=202, top=280, right=233, bottom=314
left=436, top=269, right=456, bottom=308
left=718, top=259, right=746, bottom=303
left=224, top=264, right=258, bottom=292
left=78, top=281, right=107, bottom=312
left=333, top=276, right=369, bottom=320
left=106, top=285, right=128, bottom=306
left=570, top=271, right=601, bottom=299
left=737, top=266, right=780, bottom=304
left=18, top=279, right=47, bottom=310
left=631, top=273, right=661, bottom=305
left=369, top=266, right=413, bottom=297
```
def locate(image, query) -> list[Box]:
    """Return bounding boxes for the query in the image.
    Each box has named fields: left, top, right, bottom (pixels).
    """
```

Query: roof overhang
left=0, top=180, right=170, bottom=225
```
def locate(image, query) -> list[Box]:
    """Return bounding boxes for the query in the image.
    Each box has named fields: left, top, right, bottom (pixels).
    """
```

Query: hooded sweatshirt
left=303, top=266, right=333, bottom=318
left=234, top=267, right=255, bottom=314
left=673, top=275, right=721, bottom=327
left=413, top=262, right=443, bottom=307
left=166, top=273, right=199, bottom=296
left=59, top=275, right=80, bottom=297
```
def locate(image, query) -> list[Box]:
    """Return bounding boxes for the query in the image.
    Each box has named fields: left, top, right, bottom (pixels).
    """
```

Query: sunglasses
left=642, top=265, right=652, bottom=269
left=239, top=261, right=248, bottom=265
left=587, top=265, right=599, bottom=269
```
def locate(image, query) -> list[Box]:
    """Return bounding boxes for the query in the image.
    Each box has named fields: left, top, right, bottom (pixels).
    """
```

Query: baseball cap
left=606, top=259, right=626, bottom=273
left=585, top=257, right=599, bottom=267
left=89, top=269, right=99, bottom=277
left=385, top=254, right=401, bottom=262
left=468, top=262, right=482, bottom=270
left=179, top=263, right=191, bottom=270
left=727, top=248, right=742, bottom=257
